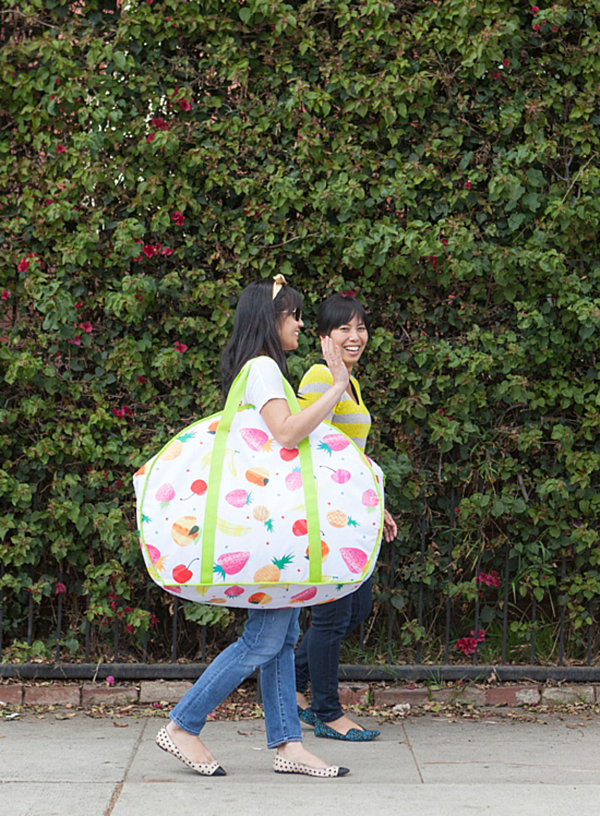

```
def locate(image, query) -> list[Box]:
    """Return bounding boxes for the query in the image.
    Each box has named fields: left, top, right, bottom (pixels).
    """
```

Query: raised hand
left=320, top=336, right=350, bottom=391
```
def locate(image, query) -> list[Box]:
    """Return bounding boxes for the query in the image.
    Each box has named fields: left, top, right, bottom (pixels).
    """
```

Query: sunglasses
left=289, top=307, right=303, bottom=321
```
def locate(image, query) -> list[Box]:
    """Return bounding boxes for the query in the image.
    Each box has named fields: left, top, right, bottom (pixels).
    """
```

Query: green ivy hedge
left=1, top=0, right=600, bottom=664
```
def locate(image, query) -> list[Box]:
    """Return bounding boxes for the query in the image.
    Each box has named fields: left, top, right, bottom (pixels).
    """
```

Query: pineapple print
left=160, top=431, right=196, bottom=461
left=253, top=553, right=294, bottom=582
left=326, top=510, right=359, bottom=529
left=253, top=505, right=274, bottom=532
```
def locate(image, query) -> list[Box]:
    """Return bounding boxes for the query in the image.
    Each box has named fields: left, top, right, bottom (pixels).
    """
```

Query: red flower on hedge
left=150, top=117, right=170, bottom=131
left=56, top=144, right=67, bottom=154
left=142, top=244, right=157, bottom=258
left=18, top=258, right=30, bottom=273
left=178, top=97, right=192, bottom=112
left=174, top=341, right=188, bottom=353
left=56, top=581, right=67, bottom=595
left=464, top=179, right=472, bottom=190
left=476, top=570, right=501, bottom=588
left=172, top=210, right=185, bottom=225
left=1, top=289, right=10, bottom=300
left=79, top=321, right=93, bottom=333
left=70, top=336, right=82, bottom=346
left=161, top=247, right=174, bottom=256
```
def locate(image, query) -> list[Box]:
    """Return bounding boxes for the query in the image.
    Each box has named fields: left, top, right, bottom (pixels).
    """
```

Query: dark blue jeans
left=294, top=579, right=372, bottom=722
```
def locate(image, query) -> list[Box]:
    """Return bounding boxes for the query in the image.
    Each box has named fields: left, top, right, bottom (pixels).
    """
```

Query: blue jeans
left=295, top=579, right=372, bottom=722
left=170, top=607, right=302, bottom=749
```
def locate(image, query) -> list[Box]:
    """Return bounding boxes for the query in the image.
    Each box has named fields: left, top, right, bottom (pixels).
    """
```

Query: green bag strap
left=201, top=358, right=322, bottom=585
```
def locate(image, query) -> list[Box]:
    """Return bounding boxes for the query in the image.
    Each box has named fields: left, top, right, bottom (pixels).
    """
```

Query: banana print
left=216, top=517, right=252, bottom=537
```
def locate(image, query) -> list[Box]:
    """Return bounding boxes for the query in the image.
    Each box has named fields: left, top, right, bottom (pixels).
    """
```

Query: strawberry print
left=240, top=427, right=273, bottom=452
left=213, top=551, right=250, bottom=580
left=285, top=468, right=303, bottom=490
left=362, top=489, right=379, bottom=508
left=340, top=547, right=368, bottom=574
left=155, top=482, right=175, bottom=507
left=225, top=489, right=253, bottom=507
left=318, top=433, right=350, bottom=455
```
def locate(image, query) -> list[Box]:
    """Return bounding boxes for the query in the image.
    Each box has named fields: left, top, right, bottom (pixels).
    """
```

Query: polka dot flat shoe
left=156, top=726, right=227, bottom=776
left=273, top=754, right=350, bottom=777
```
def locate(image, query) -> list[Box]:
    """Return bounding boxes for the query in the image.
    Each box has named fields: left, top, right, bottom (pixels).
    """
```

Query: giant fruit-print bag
left=133, top=358, right=384, bottom=608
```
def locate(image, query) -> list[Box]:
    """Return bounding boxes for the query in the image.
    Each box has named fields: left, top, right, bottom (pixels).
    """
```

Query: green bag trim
left=201, top=358, right=322, bottom=584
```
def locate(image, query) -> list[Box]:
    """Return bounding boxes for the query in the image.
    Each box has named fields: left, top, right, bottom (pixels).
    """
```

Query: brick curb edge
left=1, top=681, right=599, bottom=708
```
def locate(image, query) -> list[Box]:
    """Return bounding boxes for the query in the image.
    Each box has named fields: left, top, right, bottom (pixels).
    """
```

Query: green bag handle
left=201, top=358, right=322, bottom=585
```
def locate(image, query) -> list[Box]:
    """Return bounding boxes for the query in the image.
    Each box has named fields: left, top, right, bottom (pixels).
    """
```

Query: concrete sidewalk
left=1, top=710, right=599, bottom=816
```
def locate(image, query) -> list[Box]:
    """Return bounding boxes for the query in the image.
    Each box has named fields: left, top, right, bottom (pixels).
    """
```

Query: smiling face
left=325, top=313, right=368, bottom=372
left=276, top=309, right=304, bottom=351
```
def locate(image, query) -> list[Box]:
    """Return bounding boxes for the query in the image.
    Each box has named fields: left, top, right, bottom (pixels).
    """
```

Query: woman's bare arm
left=260, top=337, right=349, bottom=448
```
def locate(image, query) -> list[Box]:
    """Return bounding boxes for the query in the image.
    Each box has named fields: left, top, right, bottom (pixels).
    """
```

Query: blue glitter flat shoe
left=313, top=719, right=380, bottom=741
left=298, top=705, right=319, bottom=726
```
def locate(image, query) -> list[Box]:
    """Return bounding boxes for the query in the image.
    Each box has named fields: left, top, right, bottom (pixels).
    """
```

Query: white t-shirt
left=242, top=356, right=287, bottom=413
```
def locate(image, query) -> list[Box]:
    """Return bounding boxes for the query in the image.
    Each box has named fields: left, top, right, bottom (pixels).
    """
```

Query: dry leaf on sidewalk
left=113, top=721, right=129, bottom=728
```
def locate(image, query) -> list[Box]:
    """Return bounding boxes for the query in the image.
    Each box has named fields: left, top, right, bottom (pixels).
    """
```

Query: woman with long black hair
left=155, top=276, right=351, bottom=778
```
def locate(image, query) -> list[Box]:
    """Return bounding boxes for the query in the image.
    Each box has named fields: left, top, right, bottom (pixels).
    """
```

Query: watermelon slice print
left=290, top=586, right=318, bottom=603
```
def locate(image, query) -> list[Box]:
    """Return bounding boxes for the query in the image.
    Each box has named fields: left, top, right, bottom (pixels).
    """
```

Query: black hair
left=220, top=278, right=303, bottom=397
left=316, top=293, right=369, bottom=337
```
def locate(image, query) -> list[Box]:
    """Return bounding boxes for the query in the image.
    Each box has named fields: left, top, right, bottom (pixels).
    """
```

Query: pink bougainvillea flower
left=178, top=97, right=192, bottom=111
left=56, top=144, right=67, bottom=154
left=79, top=321, right=93, bottom=333
left=1, top=289, right=10, bottom=300
left=74, top=301, right=84, bottom=308
left=454, top=629, right=485, bottom=656
left=476, top=570, right=501, bottom=588
left=137, top=375, right=147, bottom=384
left=464, top=179, right=472, bottom=190
left=126, top=623, right=133, bottom=632
left=55, top=581, right=66, bottom=595
left=503, top=58, right=510, bottom=68
left=174, top=341, right=188, bottom=353
left=454, top=637, right=477, bottom=655
left=533, top=22, right=540, bottom=30
left=142, top=243, right=157, bottom=258
left=531, top=5, right=539, bottom=12
left=17, top=259, right=30, bottom=273
left=105, top=675, right=115, bottom=686
left=161, top=246, right=174, bottom=256
left=171, top=210, right=185, bottom=225
left=69, top=335, right=82, bottom=346
left=146, top=132, right=156, bottom=144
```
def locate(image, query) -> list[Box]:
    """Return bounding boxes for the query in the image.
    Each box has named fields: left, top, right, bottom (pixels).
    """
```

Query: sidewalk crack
left=104, top=719, right=148, bottom=815
left=401, top=721, right=424, bottom=784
